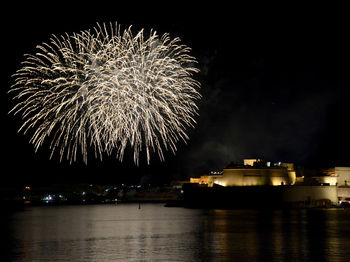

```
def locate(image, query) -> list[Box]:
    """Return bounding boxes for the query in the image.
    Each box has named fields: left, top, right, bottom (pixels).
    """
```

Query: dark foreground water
left=2, top=204, right=350, bottom=262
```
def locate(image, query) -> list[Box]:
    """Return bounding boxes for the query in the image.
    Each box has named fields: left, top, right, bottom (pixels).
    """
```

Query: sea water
left=2, top=204, right=350, bottom=261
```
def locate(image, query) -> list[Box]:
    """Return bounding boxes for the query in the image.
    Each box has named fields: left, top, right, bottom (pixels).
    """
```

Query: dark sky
left=1, top=2, right=350, bottom=185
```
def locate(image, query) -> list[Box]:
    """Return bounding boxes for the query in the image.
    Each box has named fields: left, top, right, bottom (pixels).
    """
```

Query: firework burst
left=9, top=22, right=201, bottom=165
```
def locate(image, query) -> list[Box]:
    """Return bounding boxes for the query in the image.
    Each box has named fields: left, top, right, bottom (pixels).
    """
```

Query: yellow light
left=214, top=181, right=227, bottom=187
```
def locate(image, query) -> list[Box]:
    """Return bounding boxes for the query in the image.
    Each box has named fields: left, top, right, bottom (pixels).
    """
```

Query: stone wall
left=282, top=186, right=338, bottom=204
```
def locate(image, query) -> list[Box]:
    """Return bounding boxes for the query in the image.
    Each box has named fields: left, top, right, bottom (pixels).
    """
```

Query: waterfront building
left=190, top=159, right=296, bottom=187
left=336, top=166, right=350, bottom=200
left=186, top=159, right=343, bottom=207
left=214, top=160, right=296, bottom=186
left=336, top=166, right=350, bottom=186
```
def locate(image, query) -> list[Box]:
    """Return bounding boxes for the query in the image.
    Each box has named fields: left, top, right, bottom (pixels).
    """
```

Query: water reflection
left=3, top=205, right=350, bottom=262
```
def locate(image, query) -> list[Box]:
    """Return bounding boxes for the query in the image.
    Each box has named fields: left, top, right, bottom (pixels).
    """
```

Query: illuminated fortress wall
left=214, top=168, right=295, bottom=186
left=282, top=186, right=338, bottom=204
left=338, top=187, right=350, bottom=198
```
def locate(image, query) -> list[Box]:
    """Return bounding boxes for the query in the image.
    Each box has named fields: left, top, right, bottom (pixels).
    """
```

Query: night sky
left=1, top=3, right=350, bottom=185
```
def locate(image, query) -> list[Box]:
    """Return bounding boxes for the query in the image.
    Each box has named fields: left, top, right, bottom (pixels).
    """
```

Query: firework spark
left=9, top=22, right=201, bottom=165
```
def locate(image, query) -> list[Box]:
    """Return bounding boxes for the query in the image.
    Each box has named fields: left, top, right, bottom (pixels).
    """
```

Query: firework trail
left=9, top=22, right=201, bottom=165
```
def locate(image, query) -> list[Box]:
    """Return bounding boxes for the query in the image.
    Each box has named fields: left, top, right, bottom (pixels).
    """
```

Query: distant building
left=190, top=172, right=223, bottom=187
left=243, top=159, right=263, bottom=166
left=310, top=168, right=338, bottom=186
left=190, top=159, right=296, bottom=187
left=184, top=159, right=341, bottom=207
left=336, top=166, right=350, bottom=186
left=214, top=160, right=296, bottom=187
left=335, top=166, right=350, bottom=200
left=185, top=159, right=350, bottom=206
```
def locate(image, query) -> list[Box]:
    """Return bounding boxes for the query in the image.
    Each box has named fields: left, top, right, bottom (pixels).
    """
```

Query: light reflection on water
left=3, top=204, right=350, bottom=262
